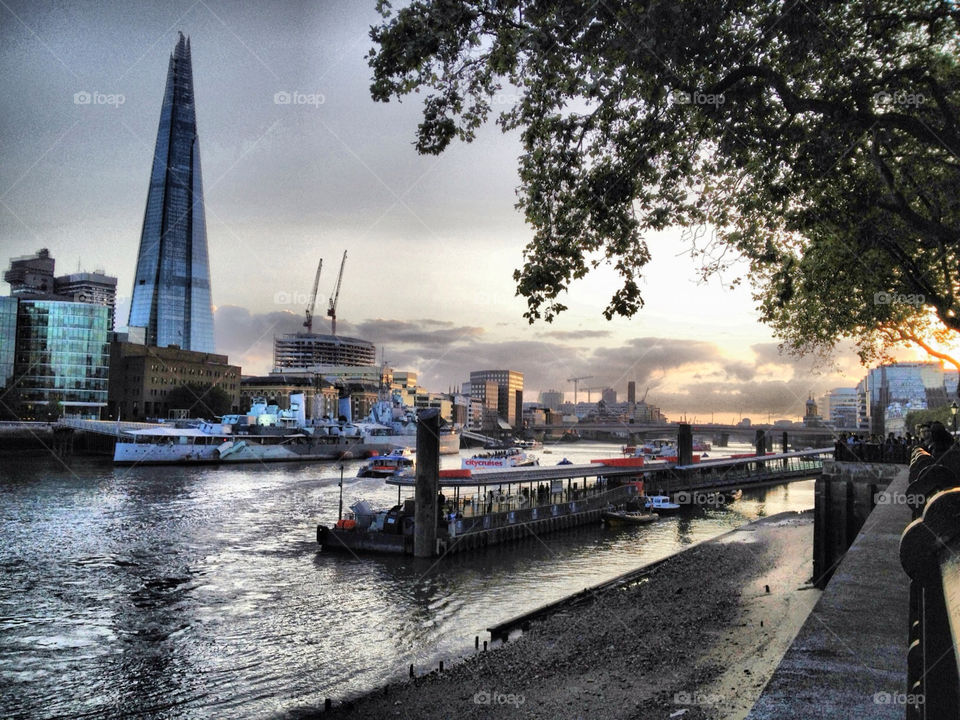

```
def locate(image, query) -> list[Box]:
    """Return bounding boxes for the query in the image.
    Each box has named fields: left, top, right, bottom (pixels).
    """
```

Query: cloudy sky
left=0, top=0, right=915, bottom=420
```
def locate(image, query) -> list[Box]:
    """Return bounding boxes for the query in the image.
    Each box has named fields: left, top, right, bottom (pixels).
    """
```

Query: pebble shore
left=315, top=510, right=819, bottom=720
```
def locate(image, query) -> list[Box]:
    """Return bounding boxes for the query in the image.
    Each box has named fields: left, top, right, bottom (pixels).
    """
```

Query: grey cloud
left=537, top=329, right=613, bottom=340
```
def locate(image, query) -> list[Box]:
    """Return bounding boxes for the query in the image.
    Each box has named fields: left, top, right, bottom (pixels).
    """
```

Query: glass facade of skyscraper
left=0, top=296, right=17, bottom=387
left=129, top=32, right=214, bottom=352
left=14, top=300, right=109, bottom=418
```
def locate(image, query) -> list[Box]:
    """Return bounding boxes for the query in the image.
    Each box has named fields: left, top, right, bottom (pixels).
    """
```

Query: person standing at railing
left=927, top=421, right=955, bottom=459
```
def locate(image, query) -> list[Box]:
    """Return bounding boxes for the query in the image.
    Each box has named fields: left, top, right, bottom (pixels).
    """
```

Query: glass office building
left=14, top=300, right=110, bottom=418
left=0, top=296, right=17, bottom=387
left=129, top=32, right=214, bottom=352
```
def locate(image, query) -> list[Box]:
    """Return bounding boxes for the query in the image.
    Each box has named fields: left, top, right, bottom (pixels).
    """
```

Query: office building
left=0, top=296, right=19, bottom=387
left=601, top=387, right=617, bottom=405
left=13, top=300, right=110, bottom=419
left=627, top=381, right=636, bottom=404
left=128, top=33, right=215, bottom=352
left=469, top=369, right=523, bottom=428
left=858, top=361, right=956, bottom=435
left=4, top=249, right=117, bottom=328
left=107, top=338, right=240, bottom=420
left=821, top=388, right=859, bottom=430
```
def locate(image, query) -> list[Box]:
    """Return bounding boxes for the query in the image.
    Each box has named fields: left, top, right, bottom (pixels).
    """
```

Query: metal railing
left=899, top=446, right=960, bottom=719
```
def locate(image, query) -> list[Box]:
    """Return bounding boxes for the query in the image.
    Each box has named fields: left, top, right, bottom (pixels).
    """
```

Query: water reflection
left=0, top=444, right=815, bottom=719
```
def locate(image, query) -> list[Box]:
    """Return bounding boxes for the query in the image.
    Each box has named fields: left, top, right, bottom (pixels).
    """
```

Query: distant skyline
left=0, top=1, right=929, bottom=420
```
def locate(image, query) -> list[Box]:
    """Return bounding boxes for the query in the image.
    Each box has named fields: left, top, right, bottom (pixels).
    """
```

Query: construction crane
left=327, top=250, right=347, bottom=335
left=302, top=259, right=323, bottom=333
left=567, top=375, right=593, bottom=405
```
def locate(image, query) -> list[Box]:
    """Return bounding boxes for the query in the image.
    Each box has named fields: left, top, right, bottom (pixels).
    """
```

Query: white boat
left=643, top=495, right=682, bottom=514
left=113, top=394, right=396, bottom=465
left=357, top=448, right=415, bottom=478
left=462, top=447, right=539, bottom=470
left=353, top=396, right=461, bottom=455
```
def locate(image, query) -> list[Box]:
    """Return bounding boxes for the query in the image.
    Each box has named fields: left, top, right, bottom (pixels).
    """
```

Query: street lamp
left=337, top=464, right=345, bottom=521
left=952, top=401, right=958, bottom=434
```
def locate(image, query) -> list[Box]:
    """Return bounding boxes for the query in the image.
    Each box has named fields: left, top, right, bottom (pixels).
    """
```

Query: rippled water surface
left=0, top=441, right=815, bottom=718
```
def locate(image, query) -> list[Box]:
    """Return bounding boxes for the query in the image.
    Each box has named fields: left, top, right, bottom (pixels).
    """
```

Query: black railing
left=899, top=447, right=960, bottom=719
left=833, top=441, right=911, bottom=464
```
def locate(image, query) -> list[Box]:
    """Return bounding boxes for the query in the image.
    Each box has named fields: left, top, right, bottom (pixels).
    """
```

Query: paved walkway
left=747, top=469, right=911, bottom=719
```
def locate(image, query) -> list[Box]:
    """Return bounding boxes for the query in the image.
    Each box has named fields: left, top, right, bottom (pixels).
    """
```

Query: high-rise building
left=3, top=248, right=54, bottom=295
left=469, top=370, right=523, bottom=428
left=601, top=387, right=617, bottom=405
left=627, top=381, right=636, bottom=404
left=129, top=33, right=214, bottom=352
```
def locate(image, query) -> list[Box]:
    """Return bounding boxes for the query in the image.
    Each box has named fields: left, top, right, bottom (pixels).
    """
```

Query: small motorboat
left=357, top=449, right=415, bottom=478
left=557, top=457, right=573, bottom=465
left=602, top=510, right=659, bottom=526
left=724, top=488, right=743, bottom=502
left=644, top=495, right=682, bottom=514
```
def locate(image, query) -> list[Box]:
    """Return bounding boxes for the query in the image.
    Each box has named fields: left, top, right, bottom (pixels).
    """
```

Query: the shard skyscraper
left=129, top=32, right=214, bottom=352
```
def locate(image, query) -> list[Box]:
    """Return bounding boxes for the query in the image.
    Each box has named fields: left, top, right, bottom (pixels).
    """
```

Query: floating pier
left=317, top=448, right=833, bottom=557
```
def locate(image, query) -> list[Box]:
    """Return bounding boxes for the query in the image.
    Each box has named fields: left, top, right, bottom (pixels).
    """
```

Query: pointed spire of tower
left=128, top=33, right=214, bottom=352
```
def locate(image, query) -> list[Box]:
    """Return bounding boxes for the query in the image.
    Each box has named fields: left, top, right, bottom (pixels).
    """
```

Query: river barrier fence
left=899, top=446, right=960, bottom=719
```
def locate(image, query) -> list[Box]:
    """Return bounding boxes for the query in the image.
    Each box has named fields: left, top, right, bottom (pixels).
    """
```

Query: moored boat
left=644, top=495, right=682, bottom=514
left=113, top=394, right=395, bottom=465
left=601, top=510, right=659, bottom=526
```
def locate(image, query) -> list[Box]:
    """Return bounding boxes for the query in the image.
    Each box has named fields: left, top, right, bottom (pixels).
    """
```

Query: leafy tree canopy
left=369, top=0, right=960, bottom=366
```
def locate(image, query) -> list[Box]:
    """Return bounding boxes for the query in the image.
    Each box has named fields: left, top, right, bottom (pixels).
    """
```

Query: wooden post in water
left=677, top=423, right=693, bottom=465
left=755, top=429, right=766, bottom=456
left=782, top=431, right=788, bottom=454
left=414, top=408, right=441, bottom=558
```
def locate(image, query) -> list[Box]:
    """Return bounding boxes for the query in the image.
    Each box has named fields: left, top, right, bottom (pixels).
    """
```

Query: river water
left=0, top=441, right=815, bottom=719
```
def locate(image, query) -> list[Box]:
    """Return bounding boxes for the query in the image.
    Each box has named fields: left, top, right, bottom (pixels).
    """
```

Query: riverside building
left=10, top=299, right=110, bottom=419
left=107, top=335, right=240, bottom=420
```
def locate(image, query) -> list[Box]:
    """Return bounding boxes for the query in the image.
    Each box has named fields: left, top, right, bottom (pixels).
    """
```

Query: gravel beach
left=315, top=510, right=819, bottom=720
